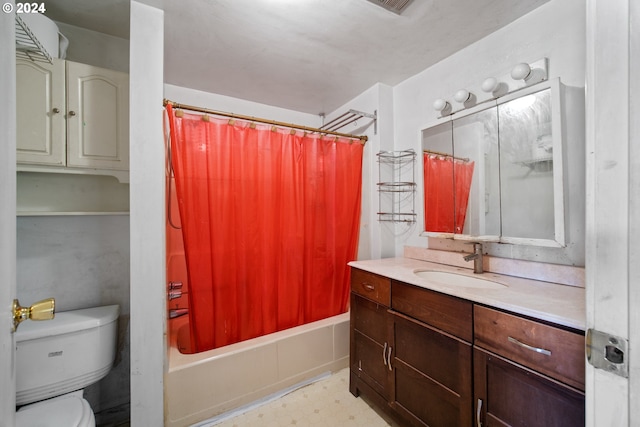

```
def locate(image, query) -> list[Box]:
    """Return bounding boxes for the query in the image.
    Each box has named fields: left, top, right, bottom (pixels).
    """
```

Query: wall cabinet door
left=66, top=61, right=129, bottom=170
left=16, top=59, right=129, bottom=171
left=474, top=347, right=585, bottom=427
left=16, top=59, right=66, bottom=166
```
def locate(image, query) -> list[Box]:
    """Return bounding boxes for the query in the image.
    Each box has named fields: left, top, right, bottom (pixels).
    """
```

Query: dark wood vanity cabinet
left=349, top=268, right=585, bottom=427
left=349, top=269, right=393, bottom=404
left=473, top=305, right=585, bottom=426
left=350, top=269, right=474, bottom=427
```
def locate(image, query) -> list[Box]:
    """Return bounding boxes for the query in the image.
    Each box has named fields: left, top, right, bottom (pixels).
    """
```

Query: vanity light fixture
left=511, top=61, right=547, bottom=86
left=433, top=98, right=450, bottom=112
left=454, top=89, right=472, bottom=103
left=430, top=58, right=547, bottom=116
left=481, top=77, right=499, bottom=93
left=511, top=62, right=532, bottom=81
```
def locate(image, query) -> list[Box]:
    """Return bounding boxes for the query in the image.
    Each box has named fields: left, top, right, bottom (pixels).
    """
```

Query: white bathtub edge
left=165, top=312, right=350, bottom=427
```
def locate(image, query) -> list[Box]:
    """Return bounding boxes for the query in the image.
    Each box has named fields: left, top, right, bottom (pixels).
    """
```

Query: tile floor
left=208, top=368, right=400, bottom=427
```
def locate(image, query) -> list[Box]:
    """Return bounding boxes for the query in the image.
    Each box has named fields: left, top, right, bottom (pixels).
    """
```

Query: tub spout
left=169, top=308, right=188, bottom=319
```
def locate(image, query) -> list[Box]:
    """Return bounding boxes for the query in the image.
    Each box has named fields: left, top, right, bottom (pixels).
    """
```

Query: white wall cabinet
left=16, top=58, right=129, bottom=173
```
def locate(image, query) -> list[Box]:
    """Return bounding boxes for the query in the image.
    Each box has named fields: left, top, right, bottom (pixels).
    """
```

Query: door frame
left=585, top=0, right=638, bottom=424
left=1, top=2, right=17, bottom=425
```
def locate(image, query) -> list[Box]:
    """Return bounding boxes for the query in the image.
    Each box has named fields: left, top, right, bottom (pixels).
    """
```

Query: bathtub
left=164, top=312, right=350, bottom=427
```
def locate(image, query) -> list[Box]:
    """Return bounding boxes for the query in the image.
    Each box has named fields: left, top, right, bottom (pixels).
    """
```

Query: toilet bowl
left=17, top=391, right=95, bottom=427
left=14, top=305, right=119, bottom=427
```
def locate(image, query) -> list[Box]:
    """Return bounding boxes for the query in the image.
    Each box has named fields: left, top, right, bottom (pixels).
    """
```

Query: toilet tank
left=15, top=305, right=119, bottom=406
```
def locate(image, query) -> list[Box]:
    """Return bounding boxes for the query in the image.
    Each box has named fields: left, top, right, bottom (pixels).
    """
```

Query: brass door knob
left=12, top=298, right=55, bottom=332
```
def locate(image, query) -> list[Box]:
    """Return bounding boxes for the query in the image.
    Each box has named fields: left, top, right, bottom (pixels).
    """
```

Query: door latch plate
left=586, top=328, right=628, bottom=378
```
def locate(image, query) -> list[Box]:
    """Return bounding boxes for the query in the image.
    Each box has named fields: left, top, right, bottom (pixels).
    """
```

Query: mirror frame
left=420, top=78, right=566, bottom=247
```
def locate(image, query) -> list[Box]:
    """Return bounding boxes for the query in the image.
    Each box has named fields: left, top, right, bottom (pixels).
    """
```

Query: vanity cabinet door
left=391, top=311, right=473, bottom=427
left=350, top=293, right=392, bottom=400
left=474, top=347, right=585, bottom=427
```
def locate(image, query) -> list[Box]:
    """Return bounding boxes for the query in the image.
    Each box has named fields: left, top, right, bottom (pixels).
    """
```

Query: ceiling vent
left=365, top=0, right=414, bottom=15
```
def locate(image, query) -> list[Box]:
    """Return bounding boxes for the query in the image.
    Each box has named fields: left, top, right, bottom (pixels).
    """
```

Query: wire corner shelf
left=15, top=15, right=53, bottom=64
left=376, top=149, right=417, bottom=223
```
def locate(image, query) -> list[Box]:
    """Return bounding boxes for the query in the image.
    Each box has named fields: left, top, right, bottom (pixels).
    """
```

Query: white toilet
left=14, top=305, right=120, bottom=427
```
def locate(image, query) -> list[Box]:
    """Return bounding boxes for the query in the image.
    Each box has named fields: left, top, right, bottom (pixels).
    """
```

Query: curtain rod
left=423, top=149, right=470, bottom=163
left=164, top=99, right=368, bottom=144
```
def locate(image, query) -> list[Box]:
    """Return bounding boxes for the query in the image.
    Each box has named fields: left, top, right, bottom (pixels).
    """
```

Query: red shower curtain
left=423, top=154, right=475, bottom=233
left=167, top=105, right=363, bottom=352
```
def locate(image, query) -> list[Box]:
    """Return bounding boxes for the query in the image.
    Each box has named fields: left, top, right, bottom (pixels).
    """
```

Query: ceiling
left=44, top=0, right=550, bottom=115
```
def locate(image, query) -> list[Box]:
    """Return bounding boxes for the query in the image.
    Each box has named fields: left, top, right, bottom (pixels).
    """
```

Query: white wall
left=129, top=2, right=165, bottom=425
left=164, top=84, right=320, bottom=127
left=16, top=215, right=130, bottom=417
left=324, top=83, right=396, bottom=261
left=56, top=22, right=129, bottom=73
left=392, top=0, right=586, bottom=266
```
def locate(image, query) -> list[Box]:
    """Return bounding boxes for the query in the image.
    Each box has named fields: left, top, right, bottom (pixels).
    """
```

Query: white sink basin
left=413, top=270, right=507, bottom=289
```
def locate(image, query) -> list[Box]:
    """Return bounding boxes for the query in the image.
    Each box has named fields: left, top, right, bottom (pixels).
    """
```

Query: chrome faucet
left=463, top=242, right=484, bottom=274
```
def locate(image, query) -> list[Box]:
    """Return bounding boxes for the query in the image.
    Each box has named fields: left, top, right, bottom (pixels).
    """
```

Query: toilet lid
left=16, top=395, right=95, bottom=427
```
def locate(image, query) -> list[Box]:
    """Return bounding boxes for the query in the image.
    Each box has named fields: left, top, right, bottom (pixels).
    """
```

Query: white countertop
left=349, top=257, right=586, bottom=331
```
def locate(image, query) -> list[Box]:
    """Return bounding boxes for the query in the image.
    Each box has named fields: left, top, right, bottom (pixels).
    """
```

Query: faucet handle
left=465, top=242, right=483, bottom=251
left=168, top=281, right=183, bottom=290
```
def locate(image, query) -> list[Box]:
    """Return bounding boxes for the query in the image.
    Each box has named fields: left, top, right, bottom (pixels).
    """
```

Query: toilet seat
left=16, top=393, right=95, bottom=427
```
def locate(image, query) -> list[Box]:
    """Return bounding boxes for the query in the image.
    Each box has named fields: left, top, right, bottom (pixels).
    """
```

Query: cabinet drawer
left=351, top=294, right=389, bottom=345
left=391, top=280, right=473, bottom=342
left=351, top=268, right=390, bottom=306
left=474, top=305, right=585, bottom=390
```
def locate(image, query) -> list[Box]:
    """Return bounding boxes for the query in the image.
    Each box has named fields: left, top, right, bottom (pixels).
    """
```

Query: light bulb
left=433, top=99, right=449, bottom=112
left=454, top=89, right=470, bottom=103
left=511, top=63, right=532, bottom=80
left=481, top=77, right=499, bottom=93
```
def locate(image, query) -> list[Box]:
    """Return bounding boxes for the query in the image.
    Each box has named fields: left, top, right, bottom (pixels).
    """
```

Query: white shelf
left=17, top=172, right=130, bottom=215
left=17, top=164, right=129, bottom=184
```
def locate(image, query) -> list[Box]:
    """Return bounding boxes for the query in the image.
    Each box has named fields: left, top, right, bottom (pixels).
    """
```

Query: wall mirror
left=421, top=78, right=565, bottom=247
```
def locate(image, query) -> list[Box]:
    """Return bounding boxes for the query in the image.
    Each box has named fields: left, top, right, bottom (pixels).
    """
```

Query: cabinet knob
left=52, top=108, right=60, bottom=114
left=68, top=111, right=76, bottom=117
